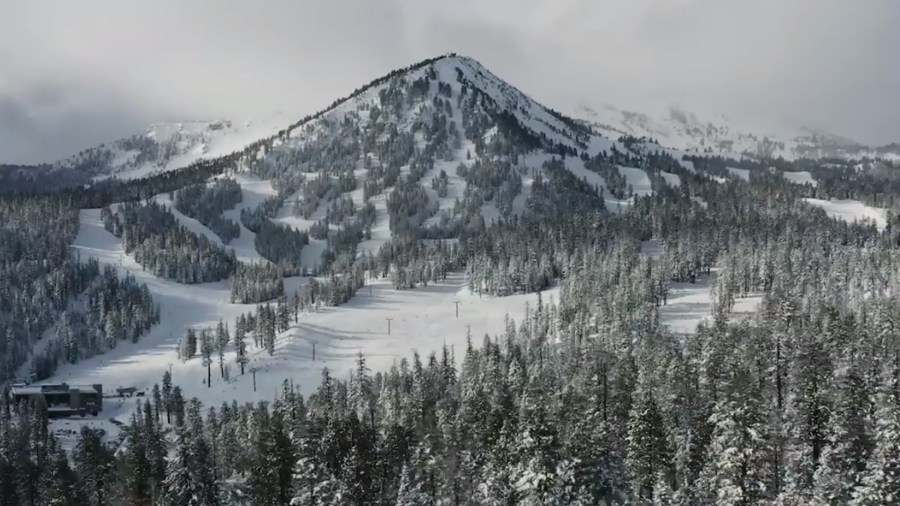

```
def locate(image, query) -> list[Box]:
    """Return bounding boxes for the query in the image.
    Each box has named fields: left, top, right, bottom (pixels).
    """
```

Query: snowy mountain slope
left=283, top=56, right=612, bottom=156
left=573, top=103, right=900, bottom=161
left=31, top=55, right=684, bottom=399
left=48, top=207, right=556, bottom=423
left=0, top=114, right=296, bottom=193
left=231, top=53, right=638, bottom=251
left=152, top=175, right=274, bottom=264
left=84, top=114, right=295, bottom=181
left=49, top=203, right=752, bottom=432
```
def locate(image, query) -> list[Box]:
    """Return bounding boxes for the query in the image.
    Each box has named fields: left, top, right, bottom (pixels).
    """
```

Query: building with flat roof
left=10, top=383, right=103, bottom=417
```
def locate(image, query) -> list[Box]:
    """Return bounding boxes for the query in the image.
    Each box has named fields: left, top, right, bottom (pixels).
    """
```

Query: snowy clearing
left=803, top=198, right=887, bottom=231
left=782, top=171, right=817, bottom=187
left=603, top=166, right=653, bottom=214
left=619, top=166, right=654, bottom=196
left=640, top=240, right=762, bottom=335
left=726, top=167, right=750, bottom=181
left=659, top=171, right=681, bottom=187
left=659, top=271, right=762, bottom=336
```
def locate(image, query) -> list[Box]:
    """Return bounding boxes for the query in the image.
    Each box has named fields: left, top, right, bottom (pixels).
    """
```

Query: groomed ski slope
left=151, top=173, right=276, bottom=264
left=56, top=209, right=557, bottom=422
left=43, top=206, right=764, bottom=443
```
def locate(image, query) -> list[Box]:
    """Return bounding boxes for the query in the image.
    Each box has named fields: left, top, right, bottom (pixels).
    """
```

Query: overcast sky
left=2, top=0, right=899, bottom=163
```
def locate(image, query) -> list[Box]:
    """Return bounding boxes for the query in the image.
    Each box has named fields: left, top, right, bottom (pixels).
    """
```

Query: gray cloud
left=1, top=0, right=898, bottom=163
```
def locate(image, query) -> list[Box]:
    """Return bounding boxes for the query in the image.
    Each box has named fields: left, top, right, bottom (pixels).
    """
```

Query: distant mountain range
left=574, top=103, right=900, bottom=161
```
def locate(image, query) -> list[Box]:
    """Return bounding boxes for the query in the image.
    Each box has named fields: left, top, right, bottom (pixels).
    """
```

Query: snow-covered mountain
left=69, top=113, right=297, bottom=181
left=6, top=53, right=896, bottom=199
left=270, top=54, right=612, bottom=160
left=8, top=52, right=897, bottom=473
left=0, top=113, right=296, bottom=193
left=573, top=103, right=900, bottom=161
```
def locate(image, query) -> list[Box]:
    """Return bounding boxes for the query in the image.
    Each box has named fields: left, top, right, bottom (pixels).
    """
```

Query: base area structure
left=10, top=382, right=103, bottom=417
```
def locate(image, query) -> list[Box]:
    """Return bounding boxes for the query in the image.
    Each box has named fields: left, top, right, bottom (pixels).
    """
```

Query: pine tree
left=852, top=357, right=900, bottom=504
left=290, top=419, right=331, bottom=506
left=172, top=386, right=186, bottom=427
left=43, top=439, right=81, bottom=506
left=162, top=371, right=173, bottom=424
left=162, top=428, right=199, bottom=505
left=695, top=368, right=769, bottom=505
left=123, top=413, right=153, bottom=505
left=152, top=383, right=162, bottom=423
left=567, top=394, right=623, bottom=503
left=201, top=329, right=214, bottom=388
left=163, top=401, right=221, bottom=505
left=72, top=426, right=115, bottom=506
left=626, top=386, right=672, bottom=502
left=216, top=319, right=228, bottom=378
left=247, top=404, right=294, bottom=505
left=513, top=391, right=564, bottom=505
left=181, top=328, right=197, bottom=360
left=780, top=330, right=832, bottom=503
left=234, top=315, right=248, bottom=375
left=813, top=359, right=873, bottom=504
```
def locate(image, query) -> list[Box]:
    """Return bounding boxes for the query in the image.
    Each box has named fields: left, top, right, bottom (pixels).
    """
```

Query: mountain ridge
left=3, top=53, right=898, bottom=197
left=573, top=102, right=900, bottom=161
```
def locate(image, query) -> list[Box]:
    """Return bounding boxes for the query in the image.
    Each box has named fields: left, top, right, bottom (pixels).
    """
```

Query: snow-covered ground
left=222, top=173, right=278, bottom=264
left=659, top=171, right=681, bottom=187
left=803, top=198, right=887, bottom=231
left=148, top=173, right=275, bottom=264
left=42, top=205, right=766, bottom=441
left=659, top=271, right=762, bottom=336
left=782, top=171, right=817, bottom=187
left=90, top=114, right=296, bottom=182
left=605, top=166, right=654, bottom=214
left=44, top=208, right=557, bottom=435
left=641, top=239, right=762, bottom=335
left=726, top=167, right=751, bottom=181
left=619, top=166, right=653, bottom=196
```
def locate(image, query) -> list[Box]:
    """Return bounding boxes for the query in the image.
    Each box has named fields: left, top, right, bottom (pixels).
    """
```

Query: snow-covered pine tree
left=852, top=356, right=900, bottom=504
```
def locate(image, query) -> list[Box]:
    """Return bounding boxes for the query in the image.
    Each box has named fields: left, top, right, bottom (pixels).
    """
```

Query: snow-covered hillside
left=573, top=103, right=900, bottom=161
left=49, top=207, right=556, bottom=428
left=803, top=198, right=888, bottom=231
left=29, top=54, right=752, bottom=429
left=59, top=113, right=295, bottom=182
left=11, top=53, right=900, bottom=505
left=236, top=54, right=633, bottom=246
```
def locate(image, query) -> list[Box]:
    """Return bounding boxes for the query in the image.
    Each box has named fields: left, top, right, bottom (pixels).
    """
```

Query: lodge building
left=10, top=383, right=103, bottom=417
